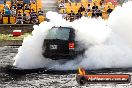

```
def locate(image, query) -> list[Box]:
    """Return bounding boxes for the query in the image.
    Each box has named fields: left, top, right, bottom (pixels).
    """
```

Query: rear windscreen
left=45, top=27, right=71, bottom=40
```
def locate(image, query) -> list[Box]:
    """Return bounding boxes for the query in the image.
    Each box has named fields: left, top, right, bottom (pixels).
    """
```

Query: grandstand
left=0, top=0, right=119, bottom=24
left=0, top=0, right=45, bottom=24
left=58, top=0, right=117, bottom=20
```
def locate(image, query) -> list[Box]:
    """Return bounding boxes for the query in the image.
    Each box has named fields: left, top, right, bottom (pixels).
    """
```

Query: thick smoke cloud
left=108, top=1, right=132, bottom=48
left=13, top=1, right=132, bottom=70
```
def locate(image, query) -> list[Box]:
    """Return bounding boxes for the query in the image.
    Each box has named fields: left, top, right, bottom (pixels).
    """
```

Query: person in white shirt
left=11, top=8, right=16, bottom=17
left=86, top=4, right=91, bottom=12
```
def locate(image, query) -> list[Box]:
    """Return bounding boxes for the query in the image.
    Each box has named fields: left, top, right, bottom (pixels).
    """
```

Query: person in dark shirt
left=107, top=6, right=113, bottom=16
left=68, top=10, right=75, bottom=22
left=92, top=3, right=98, bottom=11
left=96, top=9, right=102, bottom=17
left=30, top=9, right=36, bottom=19
left=16, top=11, right=23, bottom=24
left=17, top=11, right=22, bottom=19
left=30, top=9, right=38, bottom=24
left=92, top=10, right=96, bottom=18
left=11, top=3, right=17, bottom=9
left=78, top=4, right=85, bottom=12
left=76, top=9, right=82, bottom=19
left=92, top=3, right=99, bottom=18
left=17, top=3, right=23, bottom=10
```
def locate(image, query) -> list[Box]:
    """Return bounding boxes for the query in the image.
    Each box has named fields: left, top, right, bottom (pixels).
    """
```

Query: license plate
left=50, top=45, right=57, bottom=50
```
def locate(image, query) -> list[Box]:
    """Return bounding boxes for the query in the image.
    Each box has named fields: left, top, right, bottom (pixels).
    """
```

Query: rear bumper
left=42, top=49, right=85, bottom=60
left=43, top=52, right=76, bottom=60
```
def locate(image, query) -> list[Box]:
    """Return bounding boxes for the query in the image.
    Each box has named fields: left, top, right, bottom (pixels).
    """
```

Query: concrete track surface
left=0, top=46, right=132, bottom=88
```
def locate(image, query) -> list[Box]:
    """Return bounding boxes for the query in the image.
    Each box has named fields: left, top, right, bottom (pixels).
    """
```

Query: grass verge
left=0, top=33, right=31, bottom=41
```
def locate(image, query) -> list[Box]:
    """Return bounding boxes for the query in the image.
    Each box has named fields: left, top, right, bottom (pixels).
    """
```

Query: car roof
left=52, top=26, right=73, bottom=29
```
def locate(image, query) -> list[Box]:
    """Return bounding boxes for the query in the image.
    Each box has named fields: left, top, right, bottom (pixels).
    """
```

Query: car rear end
left=42, top=27, right=76, bottom=60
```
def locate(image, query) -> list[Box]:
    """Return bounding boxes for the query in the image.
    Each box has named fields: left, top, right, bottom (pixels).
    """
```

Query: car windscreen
left=45, top=27, right=71, bottom=40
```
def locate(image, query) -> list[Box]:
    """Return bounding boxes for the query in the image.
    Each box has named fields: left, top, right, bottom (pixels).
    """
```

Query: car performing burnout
left=42, top=26, right=86, bottom=60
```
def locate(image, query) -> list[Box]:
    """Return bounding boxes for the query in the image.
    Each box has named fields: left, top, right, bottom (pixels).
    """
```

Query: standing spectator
left=79, top=4, right=85, bottom=13
left=107, top=6, right=113, bottom=16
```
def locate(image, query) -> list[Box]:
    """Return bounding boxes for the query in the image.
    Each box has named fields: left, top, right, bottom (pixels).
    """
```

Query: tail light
left=69, top=42, right=75, bottom=49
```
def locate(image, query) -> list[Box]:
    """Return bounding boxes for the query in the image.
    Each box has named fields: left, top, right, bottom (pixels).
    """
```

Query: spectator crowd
left=58, top=0, right=114, bottom=22
left=0, top=0, right=44, bottom=24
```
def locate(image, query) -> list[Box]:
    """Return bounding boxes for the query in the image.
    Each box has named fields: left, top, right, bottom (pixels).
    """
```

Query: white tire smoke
left=13, top=1, right=132, bottom=70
